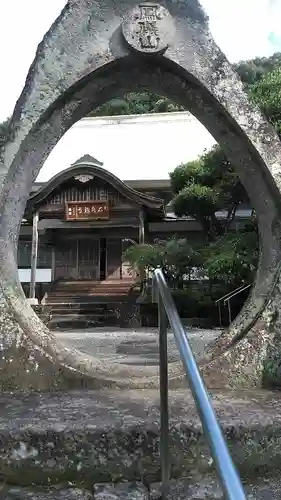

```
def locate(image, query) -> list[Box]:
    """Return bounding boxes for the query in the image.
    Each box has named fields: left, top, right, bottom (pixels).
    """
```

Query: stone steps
left=50, top=287, right=135, bottom=293
left=51, top=280, right=137, bottom=297
left=49, top=312, right=116, bottom=319
left=44, top=278, right=140, bottom=327
left=47, top=280, right=137, bottom=302
left=50, top=289, right=135, bottom=295
left=46, top=296, right=137, bottom=304
left=49, top=312, right=117, bottom=330
left=48, top=303, right=117, bottom=329
left=47, top=294, right=133, bottom=301
left=45, top=279, right=140, bottom=328
left=47, top=301, right=139, bottom=329
left=48, top=304, right=115, bottom=313
left=57, top=280, right=136, bottom=286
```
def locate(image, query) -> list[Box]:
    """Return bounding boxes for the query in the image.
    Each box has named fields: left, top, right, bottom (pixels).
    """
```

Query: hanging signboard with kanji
left=65, top=201, right=109, bottom=221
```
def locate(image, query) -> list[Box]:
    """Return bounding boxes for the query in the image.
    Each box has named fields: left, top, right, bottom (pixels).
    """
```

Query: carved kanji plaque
left=122, top=3, right=174, bottom=53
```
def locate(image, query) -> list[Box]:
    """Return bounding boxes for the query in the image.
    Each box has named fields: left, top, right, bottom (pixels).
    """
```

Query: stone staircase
left=45, top=279, right=139, bottom=329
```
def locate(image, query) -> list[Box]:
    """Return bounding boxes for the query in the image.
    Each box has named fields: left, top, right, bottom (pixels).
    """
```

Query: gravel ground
left=55, top=327, right=220, bottom=366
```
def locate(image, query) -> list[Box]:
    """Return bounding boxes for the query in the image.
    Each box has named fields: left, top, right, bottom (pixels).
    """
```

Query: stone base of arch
left=0, top=287, right=188, bottom=391
left=1, top=277, right=281, bottom=391
left=200, top=272, right=281, bottom=389
left=0, top=292, right=104, bottom=391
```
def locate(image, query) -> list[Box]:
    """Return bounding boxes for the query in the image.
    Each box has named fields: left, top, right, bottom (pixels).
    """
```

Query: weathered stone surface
left=1, top=388, right=281, bottom=486
left=0, top=487, right=92, bottom=500
left=94, top=482, right=149, bottom=500
left=150, top=477, right=222, bottom=500
left=1, top=0, right=281, bottom=389
left=201, top=272, right=281, bottom=389
left=150, top=475, right=281, bottom=499
left=32, top=305, right=52, bottom=326
left=1, top=476, right=281, bottom=500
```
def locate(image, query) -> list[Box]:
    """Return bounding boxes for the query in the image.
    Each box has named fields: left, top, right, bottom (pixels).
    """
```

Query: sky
left=1, top=0, right=281, bottom=180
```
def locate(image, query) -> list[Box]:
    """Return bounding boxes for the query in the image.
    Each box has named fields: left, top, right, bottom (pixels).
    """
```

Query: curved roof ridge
left=71, top=154, right=103, bottom=167
left=73, top=162, right=163, bottom=204
left=27, top=162, right=164, bottom=216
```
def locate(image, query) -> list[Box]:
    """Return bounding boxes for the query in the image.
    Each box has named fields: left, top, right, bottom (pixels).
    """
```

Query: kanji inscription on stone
left=122, top=3, right=174, bottom=54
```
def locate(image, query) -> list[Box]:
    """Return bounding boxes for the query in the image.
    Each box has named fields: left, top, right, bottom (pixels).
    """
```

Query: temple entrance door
left=106, top=238, right=122, bottom=280
left=54, top=238, right=100, bottom=281
left=54, top=240, right=78, bottom=280
left=77, top=239, right=100, bottom=280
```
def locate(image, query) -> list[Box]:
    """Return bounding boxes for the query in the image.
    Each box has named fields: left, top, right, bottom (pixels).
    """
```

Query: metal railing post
left=227, top=299, right=232, bottom=325
left=158, top=292, right=170, bottom=499
left=153, top=269, right=246, bottom=500
left=218, top=301, right=222, bottom=327
left=152, top=273, right=157, bottom=304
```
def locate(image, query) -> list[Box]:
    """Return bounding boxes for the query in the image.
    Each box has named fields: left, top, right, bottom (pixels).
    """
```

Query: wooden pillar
left=144, top=215, right=151, bottom=243
left=51, top=246, right=56, bottom=283
left=139, top=208, right=145, bottom=244
left=139, top=209, right=146, bottom=291
left=29, top=211, right=39, bottom=299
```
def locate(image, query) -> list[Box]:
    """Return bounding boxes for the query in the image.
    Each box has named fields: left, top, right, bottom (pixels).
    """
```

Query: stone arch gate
left=1, top=0, right=281, bottom=390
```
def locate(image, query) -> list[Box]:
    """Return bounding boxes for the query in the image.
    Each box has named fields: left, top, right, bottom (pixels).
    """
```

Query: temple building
left=18, top=155, right=252, bottom=328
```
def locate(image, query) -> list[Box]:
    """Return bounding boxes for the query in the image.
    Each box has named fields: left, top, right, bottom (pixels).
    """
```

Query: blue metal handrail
left=152, top=268, right=246, bottom=500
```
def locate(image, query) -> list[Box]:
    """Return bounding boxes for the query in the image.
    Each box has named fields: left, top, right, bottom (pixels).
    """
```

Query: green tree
left=124, top=237, right=201, bottom=287
left=91, top=93, right=183, bottom=117
left=0, top=117, right=10, bottom=150
left=202, top=218, right=258, bottom=288
left=169, top=148, right=258, bottom=288
left=234, top=52, right=281, bottom=87
left=170, top=146, right=247, bottom=241
left=250, top=67, right=281, bottom=136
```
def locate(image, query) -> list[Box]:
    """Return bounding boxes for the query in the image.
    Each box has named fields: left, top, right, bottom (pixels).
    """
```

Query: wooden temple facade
left=18, top=155, right=252, bottom=317
left=19, top=155, right=169, bottom=309
left=17, top=155, right=253, bottom=327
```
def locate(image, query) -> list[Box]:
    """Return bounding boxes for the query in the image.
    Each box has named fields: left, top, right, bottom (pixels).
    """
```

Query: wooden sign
left=65, top=201, right=109, bottom=221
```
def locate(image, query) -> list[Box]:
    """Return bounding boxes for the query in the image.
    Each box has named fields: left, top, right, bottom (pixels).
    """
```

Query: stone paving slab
left=0, top=487, right=92, bottom=500
left=1, top=388, right=281, bottom=486
left=94, top=482, right=149, bottom=500
left=1, top=476, right=281, bottom=500
left=150, top=475, right=281, bottom=499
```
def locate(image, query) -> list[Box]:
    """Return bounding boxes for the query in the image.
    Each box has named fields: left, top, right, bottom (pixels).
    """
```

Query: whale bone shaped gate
left=0, top=0, right=281, bottom=390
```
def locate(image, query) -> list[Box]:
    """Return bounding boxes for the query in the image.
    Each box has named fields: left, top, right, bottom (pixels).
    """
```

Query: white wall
left=18, top=269, right=52, bottom=283
left=38, top=112, right=216, bottom=182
